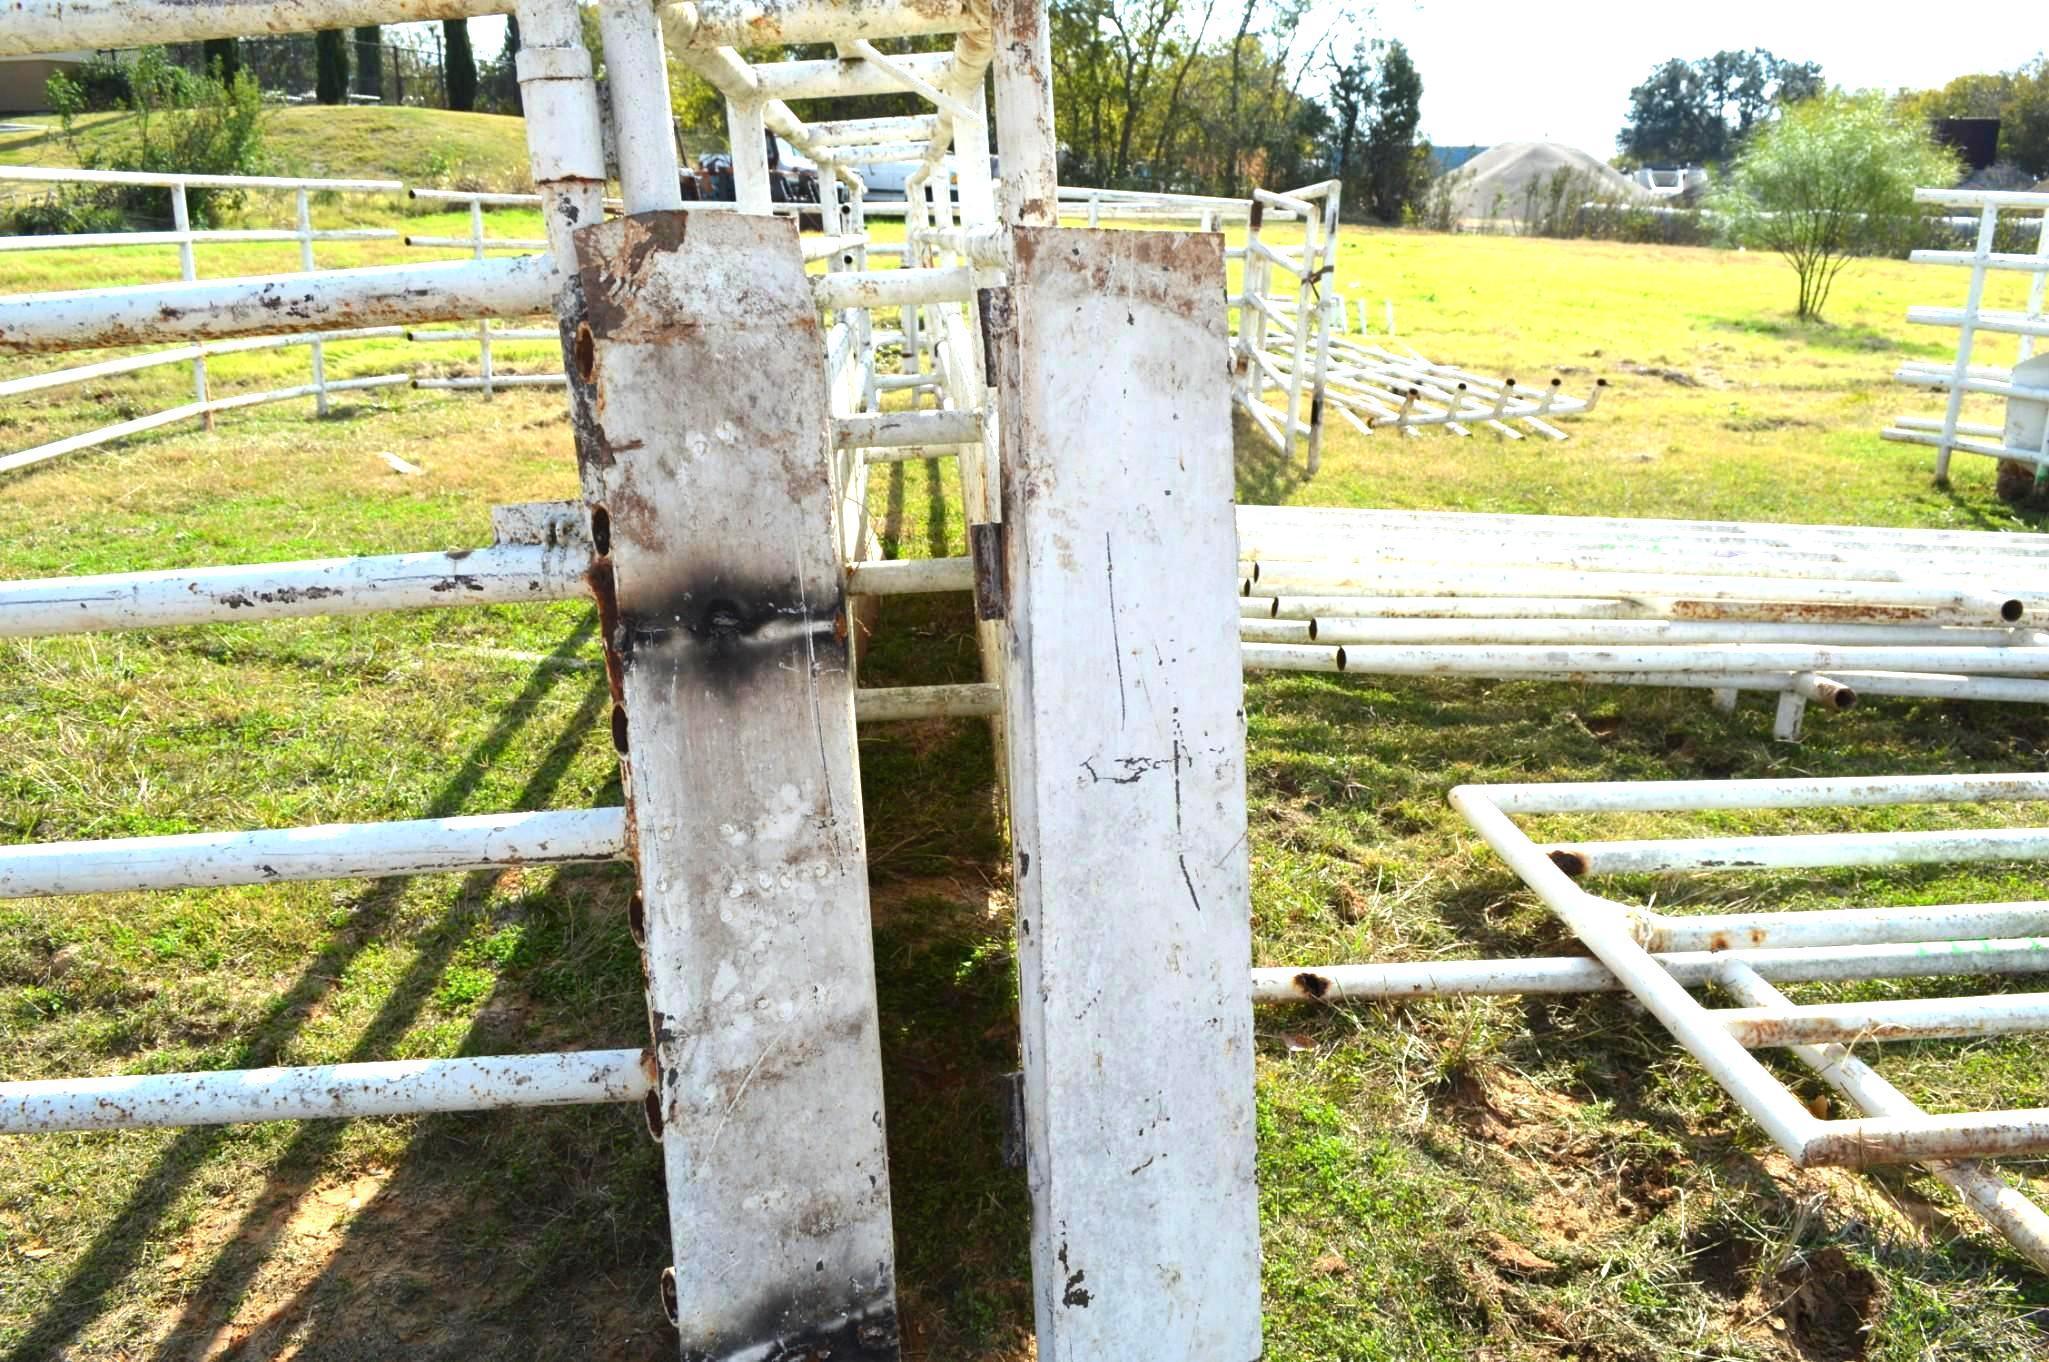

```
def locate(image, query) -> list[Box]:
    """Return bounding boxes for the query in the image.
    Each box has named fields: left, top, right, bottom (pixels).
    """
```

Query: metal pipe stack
left=1235, top=505, right=2049, bottom=735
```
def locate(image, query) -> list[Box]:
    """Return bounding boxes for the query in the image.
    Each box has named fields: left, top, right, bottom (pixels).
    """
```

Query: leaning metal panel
left=1450, top=772, right=2049, bottom=1268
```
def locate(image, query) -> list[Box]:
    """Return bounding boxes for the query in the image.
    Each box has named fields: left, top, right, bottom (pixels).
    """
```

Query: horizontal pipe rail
left=0, top=164, right=403, bottom=194
left=0, top=255, right=558, bottom=353
left=1548, top=827, right=2049, bottom=876
left=0, top=543, right=587, bottom=637
left=0, top=1049, right=650, bottom=1134
left=1468, top=771, right=2049, bottom=815
left=0, top=808, right=626, bottom=899
left=813, top=266, right=976, bottom=310
left=1647, top=901, right=2049, bottom=951
left=1714, top=992, right=2049, bottom=1048
left=833, top=409, right=982, bottom=449
left=1252, top=937, right=2049, bottom=1003
left=0, top=0, right=508, bottom=54
left=845, top=556, right=973, bottom=595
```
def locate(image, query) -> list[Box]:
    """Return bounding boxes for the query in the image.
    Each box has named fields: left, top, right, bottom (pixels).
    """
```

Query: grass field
left=3, top=193, right=2049, bottom=1362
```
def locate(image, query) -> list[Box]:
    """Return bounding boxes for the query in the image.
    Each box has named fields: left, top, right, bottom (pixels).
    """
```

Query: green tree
left=354, top=26, right=382, bottom=100
left=1713, top=91, right=1957, bottom=321
left=314, top=29, right=349, bottom=105
left=1362, top=39, right=1421, bottom=222
left=201, top=38, right=240, bottom=84
left=443, top=18, right=478, bottom=112
left=1904, top=58, right=2049, bottom=178
left=1620, top=48, right=1822, bottom=165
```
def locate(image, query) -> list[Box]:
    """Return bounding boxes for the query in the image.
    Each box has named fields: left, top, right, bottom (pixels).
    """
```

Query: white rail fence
left=1885, top=187, right=2049, bottom=485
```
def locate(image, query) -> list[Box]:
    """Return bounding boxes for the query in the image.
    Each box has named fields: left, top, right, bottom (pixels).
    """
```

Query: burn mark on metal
left=1547, top=848, right=1589, bottom=878
left=676, top=1299, right=900, bottom=1362
left=614, top=571, right=847, bottom=696
left=1293, top=971, right=1333, bottom=999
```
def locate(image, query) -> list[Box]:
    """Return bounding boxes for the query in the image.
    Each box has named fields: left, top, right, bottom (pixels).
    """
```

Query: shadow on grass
left=3, top=614, right=605, bottom=1362
left=1706, top=313, right=1952, bottom=360
left=1234, top=409, right=1310, bottom=507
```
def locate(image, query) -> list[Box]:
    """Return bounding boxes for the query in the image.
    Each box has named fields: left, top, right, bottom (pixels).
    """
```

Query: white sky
left=462, top=3, right=2031, bottom=162
left=1334, top=1, right=2038, bottom=157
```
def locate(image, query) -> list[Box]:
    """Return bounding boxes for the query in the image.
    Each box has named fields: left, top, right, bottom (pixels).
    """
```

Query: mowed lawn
left=2, top=203, right=2048, bottom=1362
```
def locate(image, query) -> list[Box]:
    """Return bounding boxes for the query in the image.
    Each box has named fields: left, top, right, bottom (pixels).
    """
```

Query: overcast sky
left=1365, top=0, right=2037, bottom=156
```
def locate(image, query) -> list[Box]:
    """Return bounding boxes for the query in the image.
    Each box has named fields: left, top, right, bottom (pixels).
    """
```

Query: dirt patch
left=1616, top=360, right=1712, bottom=388
left=1684, top=1225, right=1758, bottom=1301
left=1774, top=1246, right=1884, bottom=1361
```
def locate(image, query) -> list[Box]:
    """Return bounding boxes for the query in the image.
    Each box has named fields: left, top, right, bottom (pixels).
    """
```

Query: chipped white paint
left=993, top=227, right=1260, bottom=1360
left=570, top=211, right=898, bottom=1361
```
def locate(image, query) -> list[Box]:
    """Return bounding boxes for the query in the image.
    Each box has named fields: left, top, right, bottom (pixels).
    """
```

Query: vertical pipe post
left=991, top=0, right=1056, bottom=227
left=990, top=226, right=1261, bottom=1361
left=598, top=0, right=684, bottom=212
left=728, top=98, right=772, bottom=214
left=569, top=210, right=900, bottom=1361
left=172, top=182, right=212, bottom=429
left=470, top=198, right=494, bottom=398
left=2019, top=206, right=2048, bottom=365
left=1304, top=182, right=1339, bottom=476
left=1936, top=204, right=1998, bottom=484
left=295, top=188, right=329, bottom=416
left=515, top=0, right=608, bottom=268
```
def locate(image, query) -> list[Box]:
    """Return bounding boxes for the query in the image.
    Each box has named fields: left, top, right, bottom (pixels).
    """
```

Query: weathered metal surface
left=662, top=0, right=972, bottom=48
left=0, top=543, right=586, bottom=638
left=0, top=0, right=508, bottom=56
left=0, top=809, right=626, bottom=898
left=0, top=1049, right=652, bottom=1134
left=0, top=255, right=557, bottom=353
left=570, top=210, right=899, bottom=1361
left=993, top=226, right=1260, bottom=1360
left=990, top=0, right=1056, bottom=225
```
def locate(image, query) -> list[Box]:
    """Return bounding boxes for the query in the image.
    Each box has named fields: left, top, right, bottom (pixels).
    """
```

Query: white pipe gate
left=0, top=0, right=1265, bottom=1357
left=1885, top=187, right=2049, bottom=485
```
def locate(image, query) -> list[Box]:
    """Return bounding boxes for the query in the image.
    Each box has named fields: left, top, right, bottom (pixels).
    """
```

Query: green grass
left=0, top=106, right=536, bottom=193
left=3, top=214, right=2049, bottom=1361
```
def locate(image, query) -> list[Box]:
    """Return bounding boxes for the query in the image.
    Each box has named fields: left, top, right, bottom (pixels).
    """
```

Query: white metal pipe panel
left=0, top=808, right=626, bottom=898
left=1716, top=962, right=2049, bottom=1269
left=0, top=255, right=558, bottom=353
left=0, top=543, right=586, bottom=637
left=0, top=1049, right=650, bottom=1134
left=1449, top=787, right=1828, bottom=1163
left=1280, top=617, right=2045, bottom=648
left=0, top=0, right=507, bottom=53
left=994, top=228, right=1260, bottom=1359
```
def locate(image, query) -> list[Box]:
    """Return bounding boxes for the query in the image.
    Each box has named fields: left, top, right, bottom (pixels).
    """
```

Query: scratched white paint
left=571, top=211, right=898, bottom=1362
left=993, top=227, right=1261, bottom=1361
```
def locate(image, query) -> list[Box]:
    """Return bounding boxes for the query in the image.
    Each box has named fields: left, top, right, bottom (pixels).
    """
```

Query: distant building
left=1628, top=165, right=1709, bottom=198
left=0, top=52, right=95, bottom=114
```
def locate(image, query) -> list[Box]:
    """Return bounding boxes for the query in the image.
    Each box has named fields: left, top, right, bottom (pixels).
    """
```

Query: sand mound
left=1443, top=141, right=1651, bottom=223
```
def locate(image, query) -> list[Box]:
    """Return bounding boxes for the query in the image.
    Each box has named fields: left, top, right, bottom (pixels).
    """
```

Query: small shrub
left=42, top=48, right=270, bottom=228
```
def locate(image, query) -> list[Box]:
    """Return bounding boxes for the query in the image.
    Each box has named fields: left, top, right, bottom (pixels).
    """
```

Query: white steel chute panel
left=992, top=227, right=1262, bottom=1361
left=568, top=210, right=899, bottom=1361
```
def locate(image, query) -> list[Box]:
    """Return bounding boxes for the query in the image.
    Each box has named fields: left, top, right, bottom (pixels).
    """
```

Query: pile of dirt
left=1442, top=141, right=1652, bottom=223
